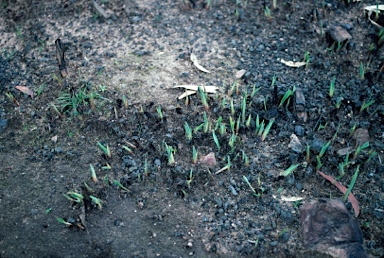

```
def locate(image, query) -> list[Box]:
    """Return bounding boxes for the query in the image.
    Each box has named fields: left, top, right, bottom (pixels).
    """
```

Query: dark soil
left=0, top=0, right=383, bottom=257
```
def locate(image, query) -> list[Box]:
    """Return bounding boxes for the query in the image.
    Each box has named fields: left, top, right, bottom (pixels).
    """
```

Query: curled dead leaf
left=15, top=86, right=34, bottom=99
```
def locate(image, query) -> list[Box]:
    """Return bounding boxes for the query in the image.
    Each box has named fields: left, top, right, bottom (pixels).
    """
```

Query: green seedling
left=102, top=163, right=112, bottom=170
left=122, top=145, right=133, bottom=154
left=332, top=123, right=341, bottom=142
left=97, top=141, right=111, bottom=158
left=246, top=114, right=252, bottom=128
left=263, top=96, right=268, bottom=111
left=378, top=28, right=384, bottom=46
left=293, top=200, right=302, bottom=208
left=251, top=85, right=260, bottom=98
left=319, top=141, right=331, bottom=158
left=36, top=83, right=45, bottom=96
left=349, top=122, right=357, bottom=135
left=164, top=142, right=175, bottom=165
left=353, top=142, right=369, bottom=159
left=5, top=91, right=18, bottom=105
left=228, top=81, right=236, bottom=97
left=255, top=114, right=260, bottom=132
left=281, top=164, right=300, bottom=177
left=329, top=76, right=336, bottom=98
left=366, top=149, right=377, bottom=163
left=278, top=86, right=296, bottom=107
left=360, top=62, right=365, bottom=80
left=241, top=96, right=247, bottom=124
left=215, top=116, right=223, bottom=131
left=219, top=123, right=226, bottom=135
left=242, top=151, right=250, bottom=166
left=271, top=73, right=277, bottom=87
left=343, top=165, right=360, bottom=202
left=63, top=191, right=84, bottom=203
left=186, top=169, right=193, bottom=188
left=264, top=6, right=271, bottom=19
left=230, top=98, right=235, bottom=117
left=113, top=180, right=130, bottom=192
left=221, top=97, right=227, bottom=108
left=316, top=155, right=322, bottom=169
left=122, top=95, right=129, bottom=108
left=317, top=122, right=328, bottom=131
left=243, top=176, right=258, bottom=197
left=184, top=121, right=193, bottom=141
left=103, top=175, right=110, bottom=186
left=335, top=96, right=343, bottom=109
left=192, top=146, right=198, bottom=164
left=228, top=133, right=237, bottom=150
left=84, top=182, right=94, bottom=193
left=360, top=99, right=375, bottom=113
left=194, top=123, right=204, bottom=133
left=90, top=195, right=103, bottom=210
left=215, top=156, right=232, bottom=174
left=304, top=51, right=310, bottom=69
left=56, top=217, right=72, bottom=226
left=257, top=121, right=265, bottom=136
left=90, top=164, right=98, bottom=183
left=157, top=106, right=163, bottom=120
left=212, top=130, right=220, bottom=150
left=236, top=115, right=241, bottom=134
left=229, top=116, right=235, bottom=133
left=45, top=208, right=52, bottom=214
left=261, top=118, right=274, bottom=141
left=198, top=86, right=210, bottom=112
left=50, top=103, right=63, bottom=118
left=306, top=143, right=311, bottom=163
left=203, top=112, right=210, bottom=133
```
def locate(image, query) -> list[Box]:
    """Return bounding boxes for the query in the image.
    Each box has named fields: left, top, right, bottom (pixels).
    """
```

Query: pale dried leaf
left=15, top=86, right=34, bottom=98
left=280, top=59, right=306, bottom=67
left=173, top=85, right=219, bottom=93
left=178, top=90, right=196, bottom=99
left=281, top=196, right=304, bottom=202
left=190, top=53, right=210, bottom=73
left=51, top=135, right=58, bottom=143
left=235, top=69, right=246, bottom=79
left=364, top=5, right=384, bottom=28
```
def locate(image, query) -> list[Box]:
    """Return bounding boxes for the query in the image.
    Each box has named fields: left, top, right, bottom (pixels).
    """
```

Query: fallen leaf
left=364, top=5, right=384, bottom=28
left=190, top=53, right=210, bottom=73
left=280, top=59, right=306, bottom=68
left=15, top=86, right=34, bottom=99
left=317, top=170, right=360, bottom=217
left=235, top=69, right=246, bottom=79
left=353, top=128, right=369, bottom=146
left=173, top=85, right=219, bottom=99
left=273, top=195, right=304, bottom=202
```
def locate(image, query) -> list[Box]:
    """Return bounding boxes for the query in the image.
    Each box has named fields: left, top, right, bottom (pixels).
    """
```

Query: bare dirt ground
left=0, top=0, right=383, bottom=257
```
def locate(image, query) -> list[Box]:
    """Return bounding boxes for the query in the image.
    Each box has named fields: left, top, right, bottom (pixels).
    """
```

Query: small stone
left=235, top=69, right=246, bottom=79
left=288, top=134, right=303, bottom=153
left=328, top=25, right=352, bottom=43
left=199, top=152, right=216, bottom=167
left=295, top=125, right=305, bottom=136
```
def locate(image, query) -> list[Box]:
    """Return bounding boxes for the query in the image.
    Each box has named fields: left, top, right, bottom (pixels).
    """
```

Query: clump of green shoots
left=215, top=116, right=223, bottom=131
left=156, top=106, right=163, bottom=120
left=198, top=86, right=210, bottom=112
left=228, top=133, right=237, bottom=151
left=353, top=142, right=369, bottom=159
left=203, top=112, right=211, bottom=133
left=64, top=191, right=84, bottom=203
left=97, top=141, right=111, bottom=158
left=329, top=76, right=336, bottom=98
left=261, top=118, right=275, bottom=141
left=164, top=142, right=176, bottom=165
left=186, top=169, right=193, bottom=188
left=90, top=195, right=103, bottom=210
left=279, top=85, right=296, bottom=107
left=192, top=146, right=198, bottom=164
left=184, top=121, right=193, bottom=141
left=343, top=165, right=360, bottom=202
left=360, top=99, right=375, bottom=113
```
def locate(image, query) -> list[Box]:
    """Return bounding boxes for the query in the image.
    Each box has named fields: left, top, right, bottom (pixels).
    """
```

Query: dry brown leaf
left=199, top=152, right=217, bottom=167
left=15, top=86, right=34, bottom=99
left=190, top=53, right=210, bottom=73
left=280, top=59, right=306, bottom=68
left=317, top=170, right=360, bottom=217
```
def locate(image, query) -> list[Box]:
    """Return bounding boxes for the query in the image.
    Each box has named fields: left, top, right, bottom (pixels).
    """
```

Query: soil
left=0, top=0, right=383, bottom=257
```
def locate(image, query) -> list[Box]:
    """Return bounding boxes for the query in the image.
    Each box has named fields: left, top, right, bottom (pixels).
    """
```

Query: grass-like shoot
left=198, top=86, right=209, bottom=112
left=90, top=164, right=98, bottom=183
left=360, top=99, right=375, bottom=113
left=90, top=195, right=103, bottom=210
left=184, top=121, right=193, bottom=141
left=192, top=146, right=198, bottom=164
left=113, top=180, right=130, bottom=192
left=212, top=130, right=220, bottom=150
left=329, top=76, right=336, bottom=98
left=319, top=140, right=331, bottom=158
left=353, top=142, right=369, bottom=159
left=279, top=85, right=296, bottom=107
left=281, top=164, right=300, bottom=177
left=261, top=118, right=274, bottom=141
left=164, top=142, right=175, bottom=165
left=97, top=141, right=111, bottom=158
left=157, top=106, right=163, bottom=120
left=343, top=165, right=360, bottom=202
left=63, top=191, right=84, bottom=203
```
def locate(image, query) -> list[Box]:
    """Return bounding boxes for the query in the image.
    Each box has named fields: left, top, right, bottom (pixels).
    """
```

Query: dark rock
left=300, top=198, right=368, bottom=258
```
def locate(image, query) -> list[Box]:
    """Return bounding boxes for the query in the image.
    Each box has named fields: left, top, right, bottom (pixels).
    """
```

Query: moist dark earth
left=0, top=0, right=383, bottom=257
